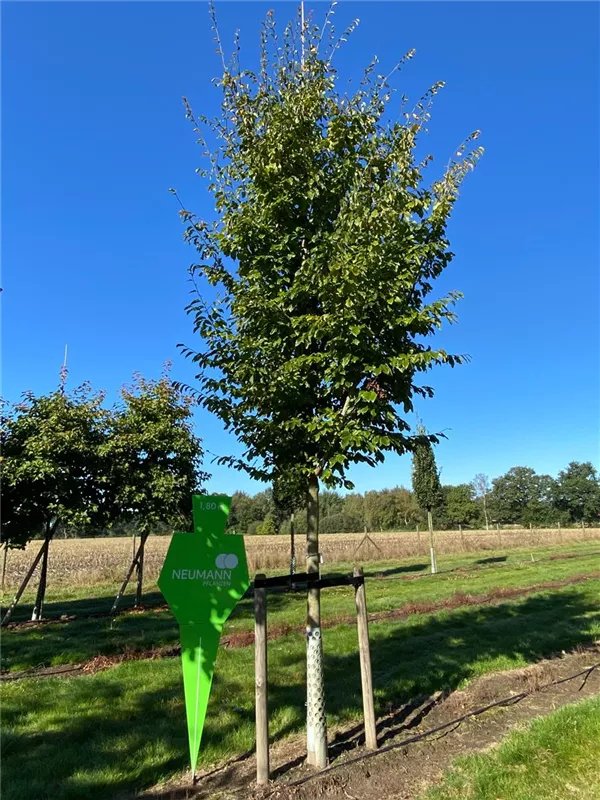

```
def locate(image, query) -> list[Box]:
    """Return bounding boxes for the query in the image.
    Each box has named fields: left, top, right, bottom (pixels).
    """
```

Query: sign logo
left=216, top=553, right=238, bottom=569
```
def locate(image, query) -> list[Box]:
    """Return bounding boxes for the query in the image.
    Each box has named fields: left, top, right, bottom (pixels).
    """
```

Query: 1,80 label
left=197, top=501, right=219, bottom=511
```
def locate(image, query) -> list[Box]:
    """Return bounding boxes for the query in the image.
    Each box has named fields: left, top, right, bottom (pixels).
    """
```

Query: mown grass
left=3, top=544, right=599, bottom=672
left=425, top=694, right=600, bottom=800
left=2, top=577, right=600, bottom=800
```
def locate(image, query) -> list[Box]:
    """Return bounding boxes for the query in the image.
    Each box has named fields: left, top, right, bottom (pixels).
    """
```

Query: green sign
left=158, top=495, right=249, bottom=776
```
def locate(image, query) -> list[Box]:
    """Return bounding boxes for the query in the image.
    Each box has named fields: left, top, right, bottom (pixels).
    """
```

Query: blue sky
left=2, top=1, right=599, bottom=495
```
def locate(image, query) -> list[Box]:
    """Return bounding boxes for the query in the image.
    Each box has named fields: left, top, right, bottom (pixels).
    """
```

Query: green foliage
left=489, top=467, right=556, bottom=526
left=443, top=483, right=480, bottom=527
left=553, top=461, right=600, bottom=524
left=411, top=429, right=443, bottom=513
left=1, top=371, right=209, bottom=548
left=103, top=371, right=208, bottom=534
left=1, top=385, right=111, bottom=548
left=177, top=6, right=482, bottom=493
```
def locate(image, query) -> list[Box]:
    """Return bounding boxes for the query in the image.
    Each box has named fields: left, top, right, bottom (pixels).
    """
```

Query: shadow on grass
left=3, top=587, right=599, bottom=800
left=476, top=556, right=508, bottom=566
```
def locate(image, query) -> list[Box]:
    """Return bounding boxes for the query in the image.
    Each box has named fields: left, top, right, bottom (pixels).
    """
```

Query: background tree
left=489, top=466, right=552, bottom=526
left=444, top=483, right=479, bottom=528
left=411, top=428, right=443, bottom=573
left=107, top=371, right=209, bottom=611
left=554, top=462, right=600, bottom=525
left=177, top=5, right=482, bottom=766
left=471, top=472, right=491, bottom=530
left=1, top=383, right=110, bottom=624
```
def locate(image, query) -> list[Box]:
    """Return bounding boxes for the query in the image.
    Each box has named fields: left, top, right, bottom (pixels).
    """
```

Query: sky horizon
left=2, top=1, right=599, bottom=495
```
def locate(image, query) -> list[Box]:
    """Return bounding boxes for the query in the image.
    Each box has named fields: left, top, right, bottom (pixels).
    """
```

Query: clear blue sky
left=2, top=1, right=599, bottom=495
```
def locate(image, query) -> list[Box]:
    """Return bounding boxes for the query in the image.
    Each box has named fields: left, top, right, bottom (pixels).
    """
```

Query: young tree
left=107, top=371, right=209, bottom=611
left=1, top=384, right=110, bottom=624
left=471, top=473, right=491, bottom=530
left=411, top=428, right=443, bottom=572
left=554, top=462, right=600, bottom=525
left=177, top=5, right=482, bottom=766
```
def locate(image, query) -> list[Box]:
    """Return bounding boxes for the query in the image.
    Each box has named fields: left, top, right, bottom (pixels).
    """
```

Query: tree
left=489, top=466, right=551, bottom=526
left=554, top=462, right=600, bottom=525
left=107, top=371, right=209, bottom=611
left=1, top=383, right=110, bottom=623
left=444, top=483, right=479, bottom=528
left=471, top=473, right=491, bottom=530
left=177, top=5, right=482, bottom=766
left=411, top=428, right=443, bottom=572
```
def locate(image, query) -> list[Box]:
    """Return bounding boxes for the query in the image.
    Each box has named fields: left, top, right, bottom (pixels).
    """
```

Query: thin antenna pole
left=301, top=0, right=305, bottom=66
left=60, top=344, right=68, bottom=394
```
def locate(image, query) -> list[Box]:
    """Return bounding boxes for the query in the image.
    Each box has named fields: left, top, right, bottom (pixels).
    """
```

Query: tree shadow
left=475, top=556, right=508, bottom=566
left=3, top=588, right=598, bottom=800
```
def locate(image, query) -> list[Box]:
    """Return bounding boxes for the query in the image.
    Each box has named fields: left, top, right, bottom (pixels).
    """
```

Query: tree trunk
left=483, top=496, right=489, bottom=531
left=290, top=513, right=296, bottom=578
left=1, top=544, right=8, bottom=596
left=31, top=523, right=54, bottom=621
left=427, top=510, right=437, bottom=574
left=135, top=533, right=147, bottom=607
left=306, top=472, right=327, bottom=768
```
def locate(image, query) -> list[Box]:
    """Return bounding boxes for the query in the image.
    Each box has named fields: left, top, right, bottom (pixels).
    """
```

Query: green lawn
left=3, top=577, right=600, bottom=800
left=425, top=694, right=600, bottom=800
left=2, top=544, right=599, bottom=672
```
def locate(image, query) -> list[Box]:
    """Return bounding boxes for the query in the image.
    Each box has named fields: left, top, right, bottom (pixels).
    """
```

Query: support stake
left=254, top=573, right=269, bottom=785
left=353, top=567, right=377, bottom=750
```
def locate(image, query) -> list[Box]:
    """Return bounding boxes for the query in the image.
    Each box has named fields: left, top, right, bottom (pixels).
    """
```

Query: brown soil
left=139, top=644, right=600, bottom=800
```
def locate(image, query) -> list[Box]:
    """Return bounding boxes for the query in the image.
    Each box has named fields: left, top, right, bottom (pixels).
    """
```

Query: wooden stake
left=353, top=567, right=377, bottom=750
left=1, top=544, right=8, bottom=596
left=111, top=538, right=145, bottom=614
left=135, top=533, right=147, bottom=607
left=254, top=574, right=269, bottom=784
left=1, top=539, right=47, bottom=626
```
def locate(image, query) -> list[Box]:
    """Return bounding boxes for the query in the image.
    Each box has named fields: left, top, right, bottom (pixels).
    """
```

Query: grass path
left=425, top=694, right=600, bottom=800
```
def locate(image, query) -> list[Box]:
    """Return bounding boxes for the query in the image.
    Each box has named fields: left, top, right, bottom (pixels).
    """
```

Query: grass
left=3, top=539, right=599, bottom=799
left=2, top=576, right=600, bottom=800
left=425, top=694, right=600, bottom=800
left=3, top=544, right=600, bottom=672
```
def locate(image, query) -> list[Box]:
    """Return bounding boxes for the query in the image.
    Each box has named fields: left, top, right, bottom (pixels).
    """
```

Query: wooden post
left=31, top=533, right=51, bottom=621
left=135, top=533, right=147, bottom=607
left=1, top=539, right=47, bottom=626
left=290, top=513, right=296, bottom=588
left=111, top=538, right=145, bottom=614
left=353, top=567, right=377, bottom=750
left=1, top=544, right=8, bottom=596
left=254, top=574, right=269, bottom=785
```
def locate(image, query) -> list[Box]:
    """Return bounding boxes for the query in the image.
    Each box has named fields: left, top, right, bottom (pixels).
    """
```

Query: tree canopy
left=177, top=5, right=483, bottom=494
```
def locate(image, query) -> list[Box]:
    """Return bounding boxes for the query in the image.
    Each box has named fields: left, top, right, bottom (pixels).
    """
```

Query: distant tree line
left=227, top=462, right=600, bottom=535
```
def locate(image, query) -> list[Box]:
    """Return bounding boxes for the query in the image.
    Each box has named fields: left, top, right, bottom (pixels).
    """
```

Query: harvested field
left=3, top=527, right=599, bottom=589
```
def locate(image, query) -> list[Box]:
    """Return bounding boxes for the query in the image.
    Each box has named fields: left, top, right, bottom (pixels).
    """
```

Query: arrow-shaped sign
left=158, top=495, right=250, bottom=776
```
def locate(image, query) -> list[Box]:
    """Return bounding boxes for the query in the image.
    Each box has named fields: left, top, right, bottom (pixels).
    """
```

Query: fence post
left=459, top=524, right=465, bottom=551
left=353, top=567, right=377, bottom=750
left=254, top=574, right=270, bottom=785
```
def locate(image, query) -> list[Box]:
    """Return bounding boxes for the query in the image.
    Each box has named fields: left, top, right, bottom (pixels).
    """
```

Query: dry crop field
left=4, top=526, right=600, bottom=589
